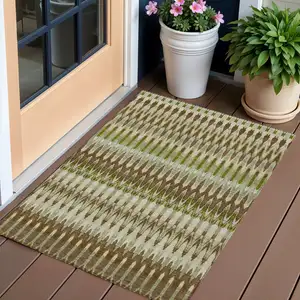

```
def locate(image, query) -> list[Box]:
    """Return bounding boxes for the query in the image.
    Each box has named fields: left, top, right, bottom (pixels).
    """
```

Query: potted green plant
left=222, top=3, right=300, bottom=123
left=145, top=1, right=224, bottom=99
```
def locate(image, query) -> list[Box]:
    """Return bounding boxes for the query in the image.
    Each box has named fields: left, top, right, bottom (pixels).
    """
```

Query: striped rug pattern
left=0, top=91, right=294, bottom=300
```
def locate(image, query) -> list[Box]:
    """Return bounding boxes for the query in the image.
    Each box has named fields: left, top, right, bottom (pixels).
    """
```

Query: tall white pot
left=160, top=19, right=219, bottom=99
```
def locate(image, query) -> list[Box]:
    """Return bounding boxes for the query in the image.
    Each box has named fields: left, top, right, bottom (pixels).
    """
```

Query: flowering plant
left=145, top=0, right=224, bottom=32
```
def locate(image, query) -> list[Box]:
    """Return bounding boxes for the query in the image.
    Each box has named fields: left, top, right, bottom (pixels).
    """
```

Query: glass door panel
left=15, top=0, right=107, bottom=108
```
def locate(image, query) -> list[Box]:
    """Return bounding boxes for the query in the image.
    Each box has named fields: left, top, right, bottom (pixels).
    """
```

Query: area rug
left=0, top=91, right=294, bottom=300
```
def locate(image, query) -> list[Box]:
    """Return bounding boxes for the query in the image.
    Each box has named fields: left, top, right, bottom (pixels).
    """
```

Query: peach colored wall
left=6, top=0, right=124, bottom=177
left=4, top=0, right=23, bottom=177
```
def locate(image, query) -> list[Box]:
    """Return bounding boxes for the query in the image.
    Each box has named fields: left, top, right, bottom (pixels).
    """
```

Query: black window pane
left=82, top=0, right=105, bottom=57
left=16, top=0, right=44, bottom=41
left=50, top=0, right=75, bottom=20
left=19, top=36, right=46, bottom=105
left=51, top=16, right=76, bottom=79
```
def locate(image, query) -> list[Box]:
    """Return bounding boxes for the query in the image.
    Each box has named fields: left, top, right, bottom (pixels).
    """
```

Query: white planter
left=160, top=19, right=219, bottom=99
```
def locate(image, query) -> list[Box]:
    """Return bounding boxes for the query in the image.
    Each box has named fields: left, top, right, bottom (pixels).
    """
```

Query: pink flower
left=145, top=1, right=158, bottom=16
left=170, top=3, right=183, bottom=16
left=190, top=0, right=206, bottom=14
left=174, top=0, right=185, bottom=5
left=213, top=11, right=224, bottom=23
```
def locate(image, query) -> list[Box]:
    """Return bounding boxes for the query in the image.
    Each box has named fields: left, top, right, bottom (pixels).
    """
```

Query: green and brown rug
left=0, top=91, right=294, bottom=299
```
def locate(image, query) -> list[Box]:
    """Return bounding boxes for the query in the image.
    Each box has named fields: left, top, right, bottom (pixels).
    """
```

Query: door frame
left=0, top=0, right=139, bottom=207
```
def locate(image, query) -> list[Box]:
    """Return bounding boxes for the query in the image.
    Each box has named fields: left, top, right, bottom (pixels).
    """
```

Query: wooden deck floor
left=0, top=66, right=300, bottom=300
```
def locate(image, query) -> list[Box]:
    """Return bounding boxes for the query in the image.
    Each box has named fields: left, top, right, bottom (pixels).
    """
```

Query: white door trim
left=0, top=0, right=14, bottom=207
left=0, top=0, right=139, bottom=208
left=124, top=0, right=139, bottom=88
left=234, top=0, right=263, bottom=82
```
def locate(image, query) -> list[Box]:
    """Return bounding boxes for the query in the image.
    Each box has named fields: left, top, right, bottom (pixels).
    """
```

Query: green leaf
left=229, top=53, right=241, bottom=65
left=261, top=35, right=269, bottom=41
left=242, top=67, right=250, bottom=76
left=294, top=72, right=300, bottom=83
left=250, top=56, right=258, bottom=67
left=251, top=6, right=266, bottom=19
left=275, top=47, right=281, bottom=56
left=279, top=19, right=285, bottom=31
left=272, top=2, right=279, bottom=15
left=242, top=44, right=256, bottom=54
left=279, top=35, right=287, bottom=42
left=255, top=66, right=268, bottom=76
left=240, top=54, right=254, bottom=68
left=287, top=46, right=295, bottom=57
left=282, top=46, right=290, bottom=55
left=270, top=50, right=280, bottom=65
left=257, top=50, right=270, bottom=68
left=248, top=38, right=264, bottom=45
left=287, top=60, right=296, bottom=74
left=273, top=76, right=283, bottom=94
left=266, top=30, right=278, bottom=37
left=221, top=33, right=234, bottom=42
left=293, top=43, right=300, bottom=54
left=266, top=37, right=275, bottom=44
left=272, top=65, right=282, bottom=76
left=281, top=71, right=291, bottom=85
left=275, top=40, right=282, bottom=47
left=228, top=20, right=241, bottom=25
left=292, top=56, right=300, bottom=65
left=289, top=13, right=300, bottom=35
left=266, top=22, right=278, bottom=32
left=229, top=64, right=238, bottom=73
left=283, top=52, right=290, bottom=60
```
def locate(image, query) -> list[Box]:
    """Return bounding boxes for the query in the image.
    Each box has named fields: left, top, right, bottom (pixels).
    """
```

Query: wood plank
left=138, top=64, right=165, bottom=91
left=0, top=241, right=40, bottom=297
left=265, top=112, right=300, bottom=134
left=242, top=190, right=300, bottom=300
left=150, top=77, right=176, bottom=99
left=0, top=236, right=6, bottom=246
left=206, top=84, right=244, bottom=115
left=1, top=255, right=74, bottom=300
left=233, top=106, right=262, bottom=124
left=104, top=286, right=146, bottom=300
left=51, top=270, right=112, bottom=300
left=191, top=125, right=300, bottom=300
left=291, top=278, right=300, bottom=300
left=177, top=78, right=226, bottom=108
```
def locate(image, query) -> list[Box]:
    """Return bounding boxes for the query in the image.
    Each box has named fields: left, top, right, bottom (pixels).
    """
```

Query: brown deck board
left=1, top=255, right=74, bottom=300
left=242, top=190, right=300, bottom=300
left=138, top=64, right=165, bottom=91
left=51, top=270, right=112, bottom=300
left=233, top=105, right=262, bottom=123
left=265, top=112, right=300, bottom=134
left=0, top=241, right=40, bottom=297
left=0, top=236, right=6, bottom=246
left=191, top=126, right=300, bottom=300
left=291, top=278, right=300, bottom=300
left=104, top=286, right=146, bottom=300
left=206, top=84, right=244, bottom=115
left=150, top=77, right=175, bottom=98
left=177, top=78, right=226, bottom=108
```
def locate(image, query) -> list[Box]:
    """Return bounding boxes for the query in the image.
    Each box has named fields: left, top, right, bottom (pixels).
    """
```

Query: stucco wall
left=263, top=0, right=300, bottom=10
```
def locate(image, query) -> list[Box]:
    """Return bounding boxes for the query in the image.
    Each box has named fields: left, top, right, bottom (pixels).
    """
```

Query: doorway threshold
left=12, top=86, right=135, bottom=199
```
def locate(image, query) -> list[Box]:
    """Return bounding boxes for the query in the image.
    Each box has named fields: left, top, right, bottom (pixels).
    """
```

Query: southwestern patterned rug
left=0, top=91, right=294, bottom=300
